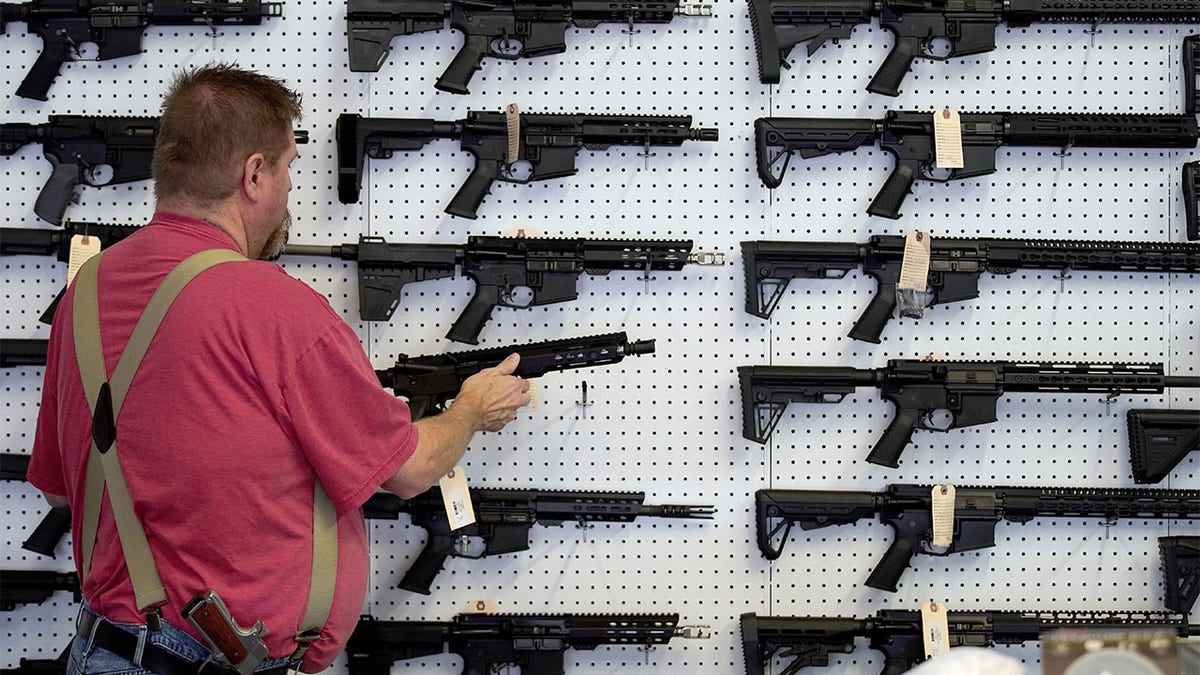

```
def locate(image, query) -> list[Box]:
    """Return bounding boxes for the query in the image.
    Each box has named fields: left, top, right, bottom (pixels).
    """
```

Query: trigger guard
left=454, top=535, right=487, bottom=559
left=84, top=163, right=114, bottom=187
left=489, top=36, right=524, bottom=58
left=918, top=409, right=956, bottom=432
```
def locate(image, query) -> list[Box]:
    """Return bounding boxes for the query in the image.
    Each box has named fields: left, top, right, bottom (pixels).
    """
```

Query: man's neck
left=154, top=200, right=249, bottom=257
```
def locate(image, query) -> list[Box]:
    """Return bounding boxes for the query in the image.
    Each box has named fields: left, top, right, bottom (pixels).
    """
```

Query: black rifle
left=377, top=332, right=654, bottom=420
left=739, top=361, right=1200, bottom=468
left=1128, top=409, right=1198, bottom=484
left=0, top=570, right=79, bottom=610
left=346, top=0, right=711, bottom=94
left=742, top=238, right=1200, bottom=343
left=346, top=612, right=709, bottom=675
left=1161, top=535, right=1199, bottom=613
left=1, top=222, right=142, bottom=324
left=756, top=485, right=1200, bottom=592
left=1186, top=160, right=1199, bottom=241
left=755, top=113, right=1199, bottom=219
left=1186, top=35, right=1199, bottom=115
left=0, top=647, right=69, bottom=675
left=337, top=111, right=718, bottom=218
left=1, top=0, right=283, bottom=101
left=284, top=235, right=721, bottom=343
left=747, top=0, right=1199, bottom=94
left=1, top=454, right=71, bottom=558
left=363, top=487, right=713, bottom=594
left=0, top=339, right=48, bottom=368
left=1, top=115, right=159, bottom=225
left=741, top=610, right=1200, bottom=675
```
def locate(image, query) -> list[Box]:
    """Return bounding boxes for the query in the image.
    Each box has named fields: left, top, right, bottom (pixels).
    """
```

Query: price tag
left=933, top=108, right=964, bottom=169
left=67, top=234, right=103, bottom=286
left=439, top=466, right=476, bottom=531
left=505, top=103, right=520, bottom=165
left=931, top=484, right=956, bottom=548
left=921, top=601, right=951, bottom=659
left=463, top=599, right=498, bottom=614
left=897, top=230, right=932, bottom=292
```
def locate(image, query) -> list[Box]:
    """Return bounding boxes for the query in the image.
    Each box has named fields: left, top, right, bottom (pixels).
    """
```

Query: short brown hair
left=152, top=64, right=302, bottom=207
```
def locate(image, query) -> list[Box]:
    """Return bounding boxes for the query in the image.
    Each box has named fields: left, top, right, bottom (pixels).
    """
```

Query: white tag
left=933, top=108, right=964, bottom=169
left=67, top=234, right=103, bottom=286
left=438, top=466, right=476, bottom=531
left=897, top=230, right=932, bottom=291
left=921, top=601, right=952, bottom=658
left=931, top=484, right=956, bottom=548
left=505, top=103, right=520, bottom=165
left=463, top=599, right=498, bottom=614
left=528, top=380, right=539, bottom=412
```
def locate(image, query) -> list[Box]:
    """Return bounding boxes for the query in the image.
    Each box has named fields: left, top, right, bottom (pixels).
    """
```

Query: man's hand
left=453, top=353, right=531, bottom=432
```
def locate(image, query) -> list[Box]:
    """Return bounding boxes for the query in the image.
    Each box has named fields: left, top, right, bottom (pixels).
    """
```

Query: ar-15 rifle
left=284, top=235, right=723, bottom=344
left=346, top=612, right=710, bottom=675
left=0, top=570, right=79, bottom=610
left=364, top=487, right=713, bottom=594
left=1187, top=35, right=1199, bottom=115
left=741, top=238, right=1199, bottom=343
left=337, top=111, right=718, bottom=218
left=1, top=222, right=142, bottom=324
left=748, top=0, right=1199, bottom=94
left=1, top=454, right=71, bottom=558
left=0, top=0, right=283, bottom=101
left=738, top=361, right=1200, bottom=468
left=755, top=113, right=1199, bottom=220
left=377, top=332, right=654, bottom=419
left=1161, top=535, right=1199, bottom=613
left=346, top=0, right=710, bottom=94
left=0, top=339, right=47, bottom=367
left=741, top=609, right=1200, bottom=675
left=1128, top=409, right=1198, bottom=484
left=756, top=485, right=1200, bottom=592
left=1, top=115, right=159, bottom=225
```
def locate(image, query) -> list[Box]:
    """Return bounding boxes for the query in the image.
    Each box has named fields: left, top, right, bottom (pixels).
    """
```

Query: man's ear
left=242, top=152, right=268, bottom=200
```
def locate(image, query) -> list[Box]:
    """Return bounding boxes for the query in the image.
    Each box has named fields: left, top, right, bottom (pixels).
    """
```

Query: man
left=27, top=64, right=530, bottom=673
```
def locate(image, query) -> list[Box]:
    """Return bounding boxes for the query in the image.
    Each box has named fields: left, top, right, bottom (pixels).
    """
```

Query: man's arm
left=382, top=353, right=529, bottom=498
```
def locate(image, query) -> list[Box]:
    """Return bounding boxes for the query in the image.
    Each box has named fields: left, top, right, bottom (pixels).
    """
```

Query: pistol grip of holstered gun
left=864, top=534, right=916, bottom=592
left=34, top=154, right=81, bottom=225
left=847, top=282, right=896, bottom=343
left=867, top=160, right=918, bottom=220
left=445, top=283, right=502, bottom=344
left=17, top=34, right=73, bottom=101
left=436, top=34, right=491, bottom=94
left=866, top=406, right=920, bottom=468
left=445, top=158, right=502, bottom=219
left=866, top=35, right=921, bottom=97
left=398, top=535, right=456, bottom=595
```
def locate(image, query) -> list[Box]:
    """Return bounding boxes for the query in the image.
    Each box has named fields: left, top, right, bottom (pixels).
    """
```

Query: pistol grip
left=445, top=283, right=502, bottom=344
left=17, top=34, right=73, bottom=101
left=866, top=406, right=920, bottom=468
left=866, top=35, right=921, bottom=97
left=865, top=534, right=916, bottom=592
left=847, top=282, right=896, bottom=343
left=867, top=161, right=917, bottom=220
left=445, top=158, right=502, bottom=219
left=436, top=34, right=490, bottom=94
left=34, top=154, right=81, bottom=225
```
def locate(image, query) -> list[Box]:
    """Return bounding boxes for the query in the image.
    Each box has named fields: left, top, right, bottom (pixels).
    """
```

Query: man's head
left=152, top=64, right=302, bottom=260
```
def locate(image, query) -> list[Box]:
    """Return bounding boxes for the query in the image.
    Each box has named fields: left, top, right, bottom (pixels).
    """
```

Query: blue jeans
left=68, top=605, right=297, bottom=674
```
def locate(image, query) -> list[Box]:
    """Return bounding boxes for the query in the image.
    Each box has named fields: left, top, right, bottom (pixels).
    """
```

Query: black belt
left=78, top=609, right=296, bottom=675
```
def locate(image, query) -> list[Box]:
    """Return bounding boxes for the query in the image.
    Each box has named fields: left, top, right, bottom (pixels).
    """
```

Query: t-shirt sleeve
left=278, top=319, right=419, bottom=513
left=28, top=319, right=68, bottom=497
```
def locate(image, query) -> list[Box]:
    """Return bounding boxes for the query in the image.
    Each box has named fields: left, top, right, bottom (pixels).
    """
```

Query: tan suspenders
left=71, top=249, right=338, bottom=654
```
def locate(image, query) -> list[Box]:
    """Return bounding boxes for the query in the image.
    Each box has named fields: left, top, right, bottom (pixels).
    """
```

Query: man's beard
left=260, top=210, right=291, bottom=261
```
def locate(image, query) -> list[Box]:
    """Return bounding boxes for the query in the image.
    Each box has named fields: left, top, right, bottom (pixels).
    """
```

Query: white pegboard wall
left=2, top=3, right=1199, bottom=674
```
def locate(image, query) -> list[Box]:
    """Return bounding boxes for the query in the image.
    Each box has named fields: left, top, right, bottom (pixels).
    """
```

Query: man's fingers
left=493, top=352, right=521, bottom=375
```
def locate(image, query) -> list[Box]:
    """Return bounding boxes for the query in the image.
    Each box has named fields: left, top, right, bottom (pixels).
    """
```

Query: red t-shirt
left=28, top=213, right=418, bottom=671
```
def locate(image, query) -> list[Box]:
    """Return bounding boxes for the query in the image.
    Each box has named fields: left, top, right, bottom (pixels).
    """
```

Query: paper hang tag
left=921, top=601, right=952, bottom=659
left=464, top=599, right=498, bottom=614
left=933, top=108, right=964, bottom=169
left=898, top=230, right=932, bottom=291
left=67, top=234, right=103, bottom=286
left=505, top=103, right=520, bottom=165
left=439, top=466, right=476, bottom=531
left=931, top=484, right=956, bottom=548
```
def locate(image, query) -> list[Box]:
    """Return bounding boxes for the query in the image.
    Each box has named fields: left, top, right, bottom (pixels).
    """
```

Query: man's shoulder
left=198, top=259, right=345, bottom=325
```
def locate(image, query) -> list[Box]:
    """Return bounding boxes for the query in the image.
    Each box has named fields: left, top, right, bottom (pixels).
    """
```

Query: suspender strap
left=298, top=481, right=337, bottom=648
